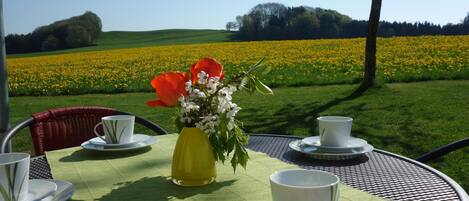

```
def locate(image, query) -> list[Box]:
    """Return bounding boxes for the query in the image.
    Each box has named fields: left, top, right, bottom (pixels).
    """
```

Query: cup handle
left=93, top=122, right=106, bottom=141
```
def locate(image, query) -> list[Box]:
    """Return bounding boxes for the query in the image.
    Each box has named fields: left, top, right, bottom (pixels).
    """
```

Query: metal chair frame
left=416, top=137, right=469, bottom=163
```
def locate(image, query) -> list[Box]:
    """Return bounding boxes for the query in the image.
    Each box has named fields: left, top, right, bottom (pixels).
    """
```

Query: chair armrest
left=416, top=137, right=469, bottom=163
left=0, top=117, right=34, bottom=153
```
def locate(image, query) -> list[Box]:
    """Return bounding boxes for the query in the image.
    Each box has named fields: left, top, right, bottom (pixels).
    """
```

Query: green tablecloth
left=46, top=134, right=385, bottom=201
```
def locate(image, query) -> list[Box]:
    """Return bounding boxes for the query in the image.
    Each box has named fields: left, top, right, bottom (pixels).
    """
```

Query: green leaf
left=261, top=65, right=272, bottom=75
left=226, top=131, right=236, bottom=154
left=246, top=57, right=266, bottom=74
left=253, top=78, right=273, bottom=95
left=228, top=125, right=249, bottom=172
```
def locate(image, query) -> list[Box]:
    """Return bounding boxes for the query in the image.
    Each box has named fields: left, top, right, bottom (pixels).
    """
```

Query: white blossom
left=179, top=95, right=200, bottom=114
left=206, top=77, right=220, bottom=94
left=179, top=75, right=242, bottom=133
left=185, top=81, right=192, bottom=92
left=181, top=102, right=199, bottom=113
left=180, top=114, right=192, bottom=123
left=190, top=89, right=206, bottom=98
left=195, top=115, right=219, bottom=134
left=216, top=98, right=230, bottom=113
left=226, top=103, right=241, bottom=119
left=197, top=71, right=209, bottom=85
left=178, top=96, right=187, bottom=108
left=187, top=102, right=200, bottom=111
left=218, top=86, right=235, bottom=101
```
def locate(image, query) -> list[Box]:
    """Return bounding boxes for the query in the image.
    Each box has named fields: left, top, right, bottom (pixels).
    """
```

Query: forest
left=227, top=3, right=469, bottom=40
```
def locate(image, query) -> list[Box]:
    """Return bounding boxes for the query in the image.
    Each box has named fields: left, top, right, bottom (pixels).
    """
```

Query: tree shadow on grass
left=344, top=102, right=429, bottom=156
left=242, top=86, right=368, bottom=135
left=242, top=85, right=428, bottom=155
left=96, top=176, right=237, bottom=201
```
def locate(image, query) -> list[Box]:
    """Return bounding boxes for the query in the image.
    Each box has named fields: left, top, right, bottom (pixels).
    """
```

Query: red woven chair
left=0, top=106, right=167, bottom=155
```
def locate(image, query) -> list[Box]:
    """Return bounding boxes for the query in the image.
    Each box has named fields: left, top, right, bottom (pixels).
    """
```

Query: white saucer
left=28, top=179, right=57, bottom=201
left=81, top=135, right=157, bottom=152
left=302, top=136, right=368, bottom=153
left=41, top=179, right=74, bottom=201
left=89, top=134, right=152, bottom=148
left=289, top=140, right=374, bottom=160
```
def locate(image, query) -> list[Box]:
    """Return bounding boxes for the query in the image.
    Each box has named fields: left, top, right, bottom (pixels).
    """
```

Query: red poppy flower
left=147, top=72, right=189, bottom=107
left=190, top=58, right=224, bottom=84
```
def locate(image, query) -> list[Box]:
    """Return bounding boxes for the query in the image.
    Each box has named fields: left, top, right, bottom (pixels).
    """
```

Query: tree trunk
left=362, top=0, right=382, bottom=88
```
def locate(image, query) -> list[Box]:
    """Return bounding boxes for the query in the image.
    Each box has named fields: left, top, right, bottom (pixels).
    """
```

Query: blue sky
left=5, top=0, right=469, bottom=34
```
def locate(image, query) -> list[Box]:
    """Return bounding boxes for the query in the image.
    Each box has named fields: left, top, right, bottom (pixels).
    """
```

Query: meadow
left=9, top=81, right=469, bottom=191
left=5, top=33, right=469, bottom=191
left=7, top=35, right=469, bottom=96
left=8, top=29, right=233, bottom=58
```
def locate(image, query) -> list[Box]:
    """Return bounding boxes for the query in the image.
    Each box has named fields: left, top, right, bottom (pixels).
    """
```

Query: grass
left=8, top=29, right=233, bottom=58
left=8, top=80, right=468, bottom=191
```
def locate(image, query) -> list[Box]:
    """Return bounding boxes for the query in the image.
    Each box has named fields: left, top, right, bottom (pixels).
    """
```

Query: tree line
left=6, top=11, right=102, bottom=54
left=227, top=3, right=469, bottom=41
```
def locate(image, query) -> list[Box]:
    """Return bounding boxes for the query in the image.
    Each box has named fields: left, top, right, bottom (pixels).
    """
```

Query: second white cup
left=0, top=153, right=30, bottom=201
left=318, top=116, right=353, bottom=147
left=94, top=115, right=135, bottom=144
left=270, top=169, right=339, bottom=201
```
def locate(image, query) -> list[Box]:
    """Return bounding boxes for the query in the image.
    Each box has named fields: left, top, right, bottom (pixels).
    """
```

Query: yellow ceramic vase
left=171, top=127, right=217, bottom=186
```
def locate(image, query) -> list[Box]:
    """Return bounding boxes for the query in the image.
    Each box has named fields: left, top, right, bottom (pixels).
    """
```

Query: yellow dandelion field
left=7, top=35, right=469, bottom=96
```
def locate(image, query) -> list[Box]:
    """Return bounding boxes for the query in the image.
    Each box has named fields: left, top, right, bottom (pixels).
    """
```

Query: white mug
left=0, top=153, right=30, bottom=201
left=318, top=116, right=353, bottom=147
left=270, top=169, right=339, bottom=201
left=93, top=115, right=135, bottom=144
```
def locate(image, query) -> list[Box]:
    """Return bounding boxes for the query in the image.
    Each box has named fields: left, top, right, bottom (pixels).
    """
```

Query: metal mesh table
left=30, top=134, right=468, bottom=201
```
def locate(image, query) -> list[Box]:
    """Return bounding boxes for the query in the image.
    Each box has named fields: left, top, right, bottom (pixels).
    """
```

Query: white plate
left=40, top=179, right=74, bottom=201
left=89, top=134, right=152, bottom=148
left=28, top=179, right=57, bottom=201
left=289, top=140, right=374, bottom=160
left=302, top=136, right=368, bottom=152
left=81, top=135, right=157, bottom=152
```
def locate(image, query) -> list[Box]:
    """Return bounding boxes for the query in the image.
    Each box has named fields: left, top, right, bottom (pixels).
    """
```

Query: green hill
left=8, top=29, right=234, bottom=58
left=98, top=29, right=233, bottom=47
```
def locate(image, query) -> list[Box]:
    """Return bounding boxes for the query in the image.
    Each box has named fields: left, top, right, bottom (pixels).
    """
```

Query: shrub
left=6, top=11, right=102, bottom=54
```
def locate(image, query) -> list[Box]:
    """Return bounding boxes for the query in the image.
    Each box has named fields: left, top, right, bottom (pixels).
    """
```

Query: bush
left=6, top=11, right=102, bottom=54
left=65, top=25, right=92, bottom=48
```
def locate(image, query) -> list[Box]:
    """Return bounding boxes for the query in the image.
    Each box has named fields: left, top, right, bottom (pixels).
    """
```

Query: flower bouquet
left=148, top=58, right=271, bottom=185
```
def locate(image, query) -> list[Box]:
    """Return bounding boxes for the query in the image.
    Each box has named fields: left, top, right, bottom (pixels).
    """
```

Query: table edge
left=248, top=133, right=469, bottom=201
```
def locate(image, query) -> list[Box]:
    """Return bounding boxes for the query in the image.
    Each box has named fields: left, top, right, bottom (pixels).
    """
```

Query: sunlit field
left=7, top=35, right=469, bottom=96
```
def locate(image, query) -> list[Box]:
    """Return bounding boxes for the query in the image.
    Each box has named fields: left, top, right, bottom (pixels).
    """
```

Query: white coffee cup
left=93, top=115, right=135, bottom=144
left=270, top=169, right=339, bottom=201
left=0, top=153, right=30, bottom=201
left=318, top=116, right=353, bottom=147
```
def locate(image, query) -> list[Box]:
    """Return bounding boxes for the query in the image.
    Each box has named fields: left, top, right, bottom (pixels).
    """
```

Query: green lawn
left=8, top=80, right=469, bottom=191
left=8, top=29, right=234, bottom=58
